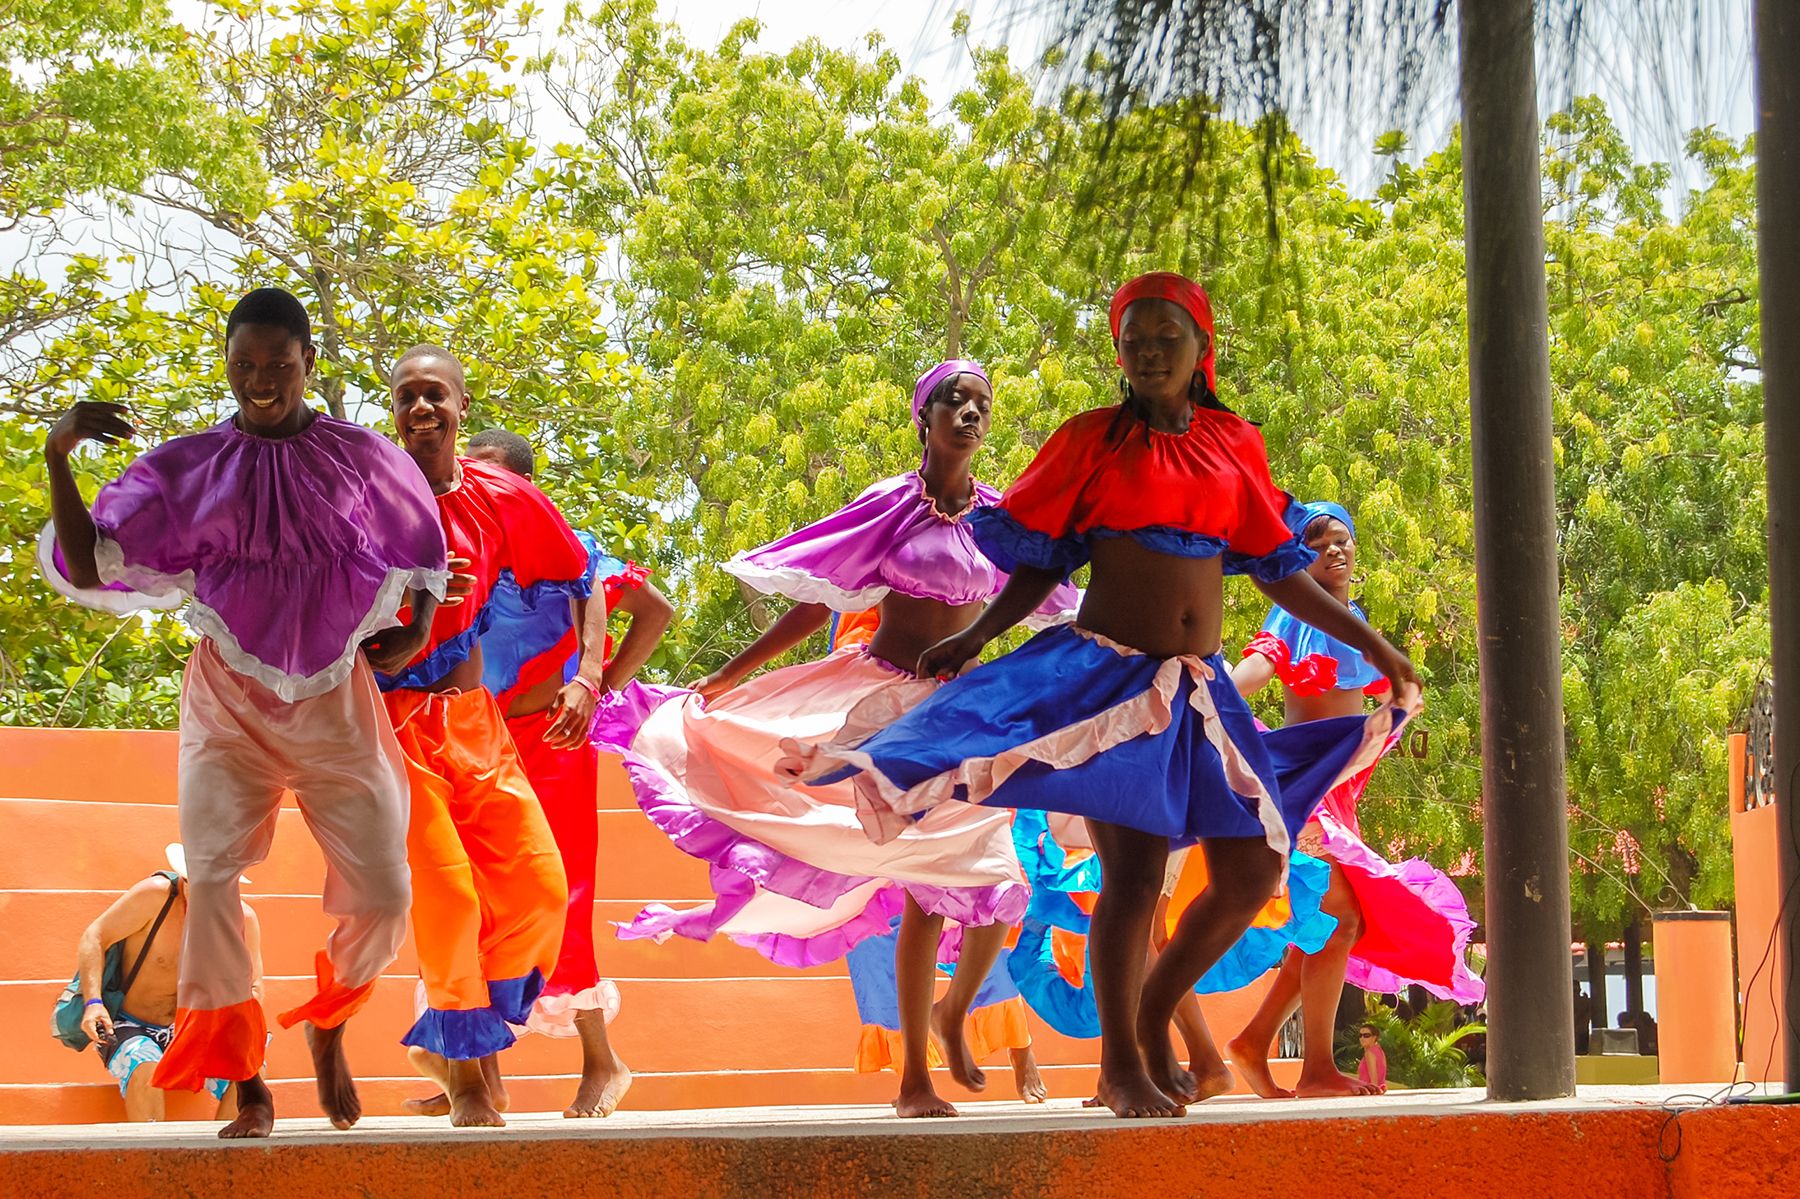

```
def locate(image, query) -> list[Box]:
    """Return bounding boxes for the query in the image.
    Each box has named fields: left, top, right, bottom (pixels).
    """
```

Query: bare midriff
left=413, top=647, right=486, bottom=695
left=1283, top=687, right=1366, bottom=725
left=869, top=591, right=988, bottom=674
left=1078, top=536, right=1226, bottom=659
left=505, top=668, right=564, bottom=718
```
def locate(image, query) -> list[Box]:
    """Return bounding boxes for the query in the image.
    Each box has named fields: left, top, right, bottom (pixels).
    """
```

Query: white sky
left=655, top=0, right=1756, bottom=195
left=3, top=0, right=1759, bottom=395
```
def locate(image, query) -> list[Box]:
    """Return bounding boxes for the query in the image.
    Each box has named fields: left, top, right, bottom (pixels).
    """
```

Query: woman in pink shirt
left=1356, top=1023, right=1388, bottom=1093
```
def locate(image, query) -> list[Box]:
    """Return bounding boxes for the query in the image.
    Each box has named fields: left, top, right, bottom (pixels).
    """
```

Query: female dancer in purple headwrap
left=598, top=360, right=1077, bottom=1117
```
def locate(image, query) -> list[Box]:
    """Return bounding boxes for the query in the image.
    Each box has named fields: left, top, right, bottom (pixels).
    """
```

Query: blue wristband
left=84, top=998, right=105, bottom=1008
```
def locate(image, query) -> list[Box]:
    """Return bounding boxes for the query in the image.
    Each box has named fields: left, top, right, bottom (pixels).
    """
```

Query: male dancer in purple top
left=41, top=287, right=446, bottom=1137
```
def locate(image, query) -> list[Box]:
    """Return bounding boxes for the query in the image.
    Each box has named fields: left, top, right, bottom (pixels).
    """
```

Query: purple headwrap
left=912, top=359, right=990, bottom=469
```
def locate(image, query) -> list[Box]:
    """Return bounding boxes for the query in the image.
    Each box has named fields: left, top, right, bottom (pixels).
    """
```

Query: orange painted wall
left=1729, top=732, right=1788, bottom=1082
left=1653, top=911, right=1738, bottom=1083
left=6, top=1105, right=1800, bottom=1199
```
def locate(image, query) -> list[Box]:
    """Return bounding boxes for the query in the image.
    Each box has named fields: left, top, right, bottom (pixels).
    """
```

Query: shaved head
left=394, top=342, right=466, bottom=390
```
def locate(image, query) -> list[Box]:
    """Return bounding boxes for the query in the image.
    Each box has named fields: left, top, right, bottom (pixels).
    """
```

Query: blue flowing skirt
left=803, top=623, right=1388, bottom=852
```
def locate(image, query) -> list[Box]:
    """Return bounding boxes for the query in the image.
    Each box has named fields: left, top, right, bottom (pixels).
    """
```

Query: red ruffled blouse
left=970, top=404, right=1313, bottom=583
left=377, top=457, right=592, bottom=691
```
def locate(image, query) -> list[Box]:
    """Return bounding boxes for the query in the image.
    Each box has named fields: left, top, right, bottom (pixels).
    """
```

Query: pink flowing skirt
left=1305, top=743, right=1485, bottom=1003
left=605, top=647, right=1028, bottom=967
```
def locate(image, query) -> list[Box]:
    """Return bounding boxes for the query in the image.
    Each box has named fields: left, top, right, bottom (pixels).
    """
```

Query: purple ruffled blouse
left=38, top=414, right=448, bottom=702
left=721, top=472, right=1079, bottom=625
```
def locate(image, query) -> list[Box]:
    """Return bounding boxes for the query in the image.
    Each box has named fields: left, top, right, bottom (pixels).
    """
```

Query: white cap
left=165, top=843, right=251, bottom=886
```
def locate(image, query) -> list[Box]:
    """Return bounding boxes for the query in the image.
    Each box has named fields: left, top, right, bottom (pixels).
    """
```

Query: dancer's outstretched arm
left=694, top=601, right=832, bottom=699
left=1232, top=650, right=1277, bottom=698
left=916, top=564, right=1063, bottom=679
left=1253, top=572, right=1421, bottom=710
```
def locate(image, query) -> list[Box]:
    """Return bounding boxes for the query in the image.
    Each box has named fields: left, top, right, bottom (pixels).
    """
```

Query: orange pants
left=384, top=687, right=568, bottom=1059
left=155, top=639, right=412, bottom=1091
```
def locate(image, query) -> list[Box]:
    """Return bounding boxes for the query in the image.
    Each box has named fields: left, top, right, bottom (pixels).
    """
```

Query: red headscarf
left=1109, top=272, right=1216, bottom=392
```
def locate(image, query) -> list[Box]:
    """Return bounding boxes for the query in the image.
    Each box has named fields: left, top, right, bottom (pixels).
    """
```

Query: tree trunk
left=1585, top=930, right=1610, bottom=1034
left=1754, top=0, right=1800, bottom=1091
left=310, top=269, right=349, bottom=421
left=1459, top=0, right=1577, bottom=1102
left=1623, top=910, right=1645, bottom=1016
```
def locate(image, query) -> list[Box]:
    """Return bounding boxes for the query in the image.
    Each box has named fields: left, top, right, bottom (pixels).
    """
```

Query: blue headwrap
left=1286, top=500, right=1354, bottom=540
left=1251, top=498, right=1387, bottom=696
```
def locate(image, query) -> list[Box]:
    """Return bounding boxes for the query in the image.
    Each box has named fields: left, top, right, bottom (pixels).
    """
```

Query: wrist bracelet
left=570, top=675, right=603, bottom=701
left=84, top=998, right=105, bottom=1008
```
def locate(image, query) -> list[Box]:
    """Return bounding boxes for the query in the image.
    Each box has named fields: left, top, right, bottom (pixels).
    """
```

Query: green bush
left=1335, top=994, right=1486, bottom=1089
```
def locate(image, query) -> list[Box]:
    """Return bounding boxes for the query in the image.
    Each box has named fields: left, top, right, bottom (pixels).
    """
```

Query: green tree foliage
left=0, top=0, right=1770, bottom=929
left=1, top=0, right=644, bottom=721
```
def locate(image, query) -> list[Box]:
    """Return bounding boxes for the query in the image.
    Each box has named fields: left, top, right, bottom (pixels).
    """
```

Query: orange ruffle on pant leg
left=152, top=1000, right=267, bottom=1091
left=385, top=687, right=569, bottom=1060
left=852, top=998, right=1032, bottom=1075
left=856, top=1024, right=939, bottom=1073
left=277, top=951, right=381, bottom=1031
left=964, top=995, right=1032, bottom=1061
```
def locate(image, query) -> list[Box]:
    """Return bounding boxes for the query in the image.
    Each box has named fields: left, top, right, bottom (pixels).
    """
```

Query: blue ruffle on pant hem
left=401, top=969, right=547, bottom=1060
left=402, top=1005, right=516, bottom=1061
left=487, top=969, right=547, bottom=1027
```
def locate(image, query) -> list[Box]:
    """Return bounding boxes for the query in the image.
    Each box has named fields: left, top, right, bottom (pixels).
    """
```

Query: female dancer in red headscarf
left=798, top=272, right=1421, bottom=1117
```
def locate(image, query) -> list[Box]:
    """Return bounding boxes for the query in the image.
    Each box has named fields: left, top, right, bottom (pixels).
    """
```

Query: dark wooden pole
left=1459, top=0, right=1577, bottom=1100
left=1755, top=0, right=1800, bottom=1091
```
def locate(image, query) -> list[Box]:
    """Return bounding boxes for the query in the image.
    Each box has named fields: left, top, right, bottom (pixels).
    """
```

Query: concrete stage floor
left=1, top=1085, right=1795, bottom=1199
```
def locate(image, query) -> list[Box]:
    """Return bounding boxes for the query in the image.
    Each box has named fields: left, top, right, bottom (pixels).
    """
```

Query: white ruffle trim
left=40, top=520, right=449, bottom=704
left=722, top=557, right=1077, bottom=629
left=1021, top=597, right=1081, bottom=631
left=514, top=982, right=622, bottom=1038
left=37, top=522, right=185, bottom=615
left=721, top=558, right=893, bottom=611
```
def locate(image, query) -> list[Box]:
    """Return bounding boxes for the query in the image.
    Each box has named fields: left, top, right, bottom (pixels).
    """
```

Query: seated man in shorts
left=76, top=846, right=263, bottom=1120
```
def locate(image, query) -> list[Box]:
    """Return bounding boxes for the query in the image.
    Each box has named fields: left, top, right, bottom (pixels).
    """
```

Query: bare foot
left=1011, top=1045, right=1048, bottom=1104
left=929, top=1001, right=987, bottom=1093
left=404, top=1046, right=453, bottom=1117
left=1094, top=1068, right=1186, bottom=1119
left=1139, top=1025, right=1199, bottom=1103
left=404, top=1091, right=452, bottom=1117
left=895, top=1077, right=959, bottom=1118
left=566, top=1012, right=633, bottom=1118
left=1188, top=1059, right=1235, bottom=1103
left=447, top=1058, right=506, bottom=1128
left=304, top=1023, right=362, bottom=1130
left=480, top=1053, right=510, bottom=1113
left=1295, top=1069, right=1380, bottom=1098
left=218, top=1074, right=274, bottom=1139
left=1226, top=1033, right=1296, bottom=1100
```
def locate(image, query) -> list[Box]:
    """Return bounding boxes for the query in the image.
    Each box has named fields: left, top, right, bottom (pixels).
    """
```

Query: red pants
left=384, top=688, right=568, bottom=1059
left=508, top=709, right=621, bottom=1035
